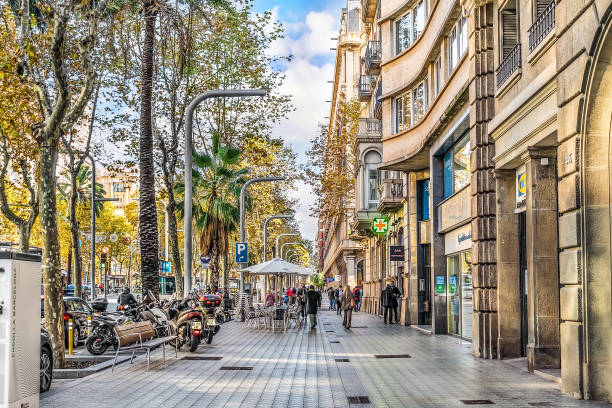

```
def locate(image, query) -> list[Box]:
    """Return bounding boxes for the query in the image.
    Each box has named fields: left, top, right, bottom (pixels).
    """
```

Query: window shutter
left=535, top=0, right=549, bottom=17
left=502, top=10, right=518, bottom=59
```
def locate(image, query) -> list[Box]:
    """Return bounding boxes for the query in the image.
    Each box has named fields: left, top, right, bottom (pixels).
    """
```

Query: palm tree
left=177, top=132, right=247, bottom=289
left=58, top=165, right=106, bottom=298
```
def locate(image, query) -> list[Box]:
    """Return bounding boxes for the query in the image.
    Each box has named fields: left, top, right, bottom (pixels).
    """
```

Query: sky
left=252, top=0, right=345, bottom=242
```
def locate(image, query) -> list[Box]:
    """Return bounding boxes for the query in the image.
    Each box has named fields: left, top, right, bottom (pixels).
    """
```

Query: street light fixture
left=274, top=233, right=299, bottom=258
left=183, top=89, right=266, bottom=297
left=280, top=242, right=306, bottom=259
left=263, top=214, right=292, bottom=262
left=239, top=176, right=286, bottom=292
left=285, top=248, right=305, bottom=260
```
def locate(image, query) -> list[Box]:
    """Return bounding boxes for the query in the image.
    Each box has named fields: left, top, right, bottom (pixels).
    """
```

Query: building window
left=448, top=16, right=468, bottom=73
left=443, top=134, right=471, bottom=199
left=395, top=12, right=411, bottom=54
left=500, top=0, right=519, bottom=60
left=394, top=1, right=427, bottom=55
left=433, top=56, right=441, bottom=97
left=412, top=79, right=427, bottom=123
left=364, top=150, right=381, bottom=210
left=418, top=180, right=430, bottom=220
left=113, top=183, right=125, bottom=192
left=394, top=91, right=411, bottom=133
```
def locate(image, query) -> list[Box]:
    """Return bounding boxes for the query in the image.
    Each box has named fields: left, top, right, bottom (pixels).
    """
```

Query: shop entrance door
left=519, top=212, right=528, bottom=357
left=418, top=244, right=431, bottom=325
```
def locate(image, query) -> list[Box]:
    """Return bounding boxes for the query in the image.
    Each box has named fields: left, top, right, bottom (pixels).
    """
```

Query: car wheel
left=73, top=326, right=80, bottom=348
left=40, top=346, right=52, bottom=393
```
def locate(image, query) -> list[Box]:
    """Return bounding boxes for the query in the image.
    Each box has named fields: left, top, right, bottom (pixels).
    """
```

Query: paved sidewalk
left=41, top=308, right=610, bottom=408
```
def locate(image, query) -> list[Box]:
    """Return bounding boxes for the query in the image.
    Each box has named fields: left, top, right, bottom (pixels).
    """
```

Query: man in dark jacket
left=118, top=287, right=137, bottom=307
left=381, top=282, right=401, bottom=324
left=305, top=285, right=322, bottom=329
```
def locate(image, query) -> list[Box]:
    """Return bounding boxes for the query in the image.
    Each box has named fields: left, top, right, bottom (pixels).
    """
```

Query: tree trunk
left=139, top=0, right=160, bottom=300
left=18, top=222, right=31, bottom=253
left=69, top=176, right=82, bottom=298
left=67, top=247, right=72, bottom=286
left=166, top=197, right=183, bottom=297
left=223, top=250, right=229, bottom=291
left=39, top=144, right=65, bottom=368
left=210, top=242, right=220, bottom=291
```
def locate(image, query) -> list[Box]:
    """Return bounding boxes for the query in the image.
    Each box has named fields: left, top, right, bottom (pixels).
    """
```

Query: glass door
left=460, top=251, right=473, bottom=339
left=447, top=256, right=460, bottom=335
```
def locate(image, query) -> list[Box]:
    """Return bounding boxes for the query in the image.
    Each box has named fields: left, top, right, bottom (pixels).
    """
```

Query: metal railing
left=528, top=1, right=555, bottom=53
left=496, top=43, right=521, bottom=88
left=358, top=75, right=375, bottom=100
left=374, top=80, right=382, bottom=117
left=365, top=40, right=382, bottom=73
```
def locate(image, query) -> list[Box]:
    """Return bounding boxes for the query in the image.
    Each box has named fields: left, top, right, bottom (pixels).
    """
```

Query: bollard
left=87, top=316, right=92, bottom=335
left=68, top=319, right=73, bottom=355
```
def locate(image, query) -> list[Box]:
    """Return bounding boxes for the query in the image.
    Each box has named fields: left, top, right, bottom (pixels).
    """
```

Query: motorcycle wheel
left=205, top=331, right=213, bottom=344
left=86, top=334, right=108, bottom=355
left=189, top=335, right=200, bottom=352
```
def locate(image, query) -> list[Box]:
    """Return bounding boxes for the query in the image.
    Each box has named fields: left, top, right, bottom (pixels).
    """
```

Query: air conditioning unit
left=0, top=252, right=42, bottom=408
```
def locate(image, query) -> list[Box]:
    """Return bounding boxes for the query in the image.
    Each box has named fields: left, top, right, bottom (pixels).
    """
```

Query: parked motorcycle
left=168, top=298, right=205, bottom=352
left=199, top=294, right=222, bottom=344
left=85, top=311, right=134, bottom=355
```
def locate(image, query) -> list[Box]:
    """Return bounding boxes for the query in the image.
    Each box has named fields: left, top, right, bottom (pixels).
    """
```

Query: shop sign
left=444, top=224, right=472, bottom=255
left=435, top=276, right=445, bottom=294
left=327, top=277, right=334, bottom=282
left=390, top=245, right=404, bottom=261
left=371, top=217, right=389, bottom=234
left=335, top=274, right=341, bottom=282
left=516, top=164, right=526, bottom=209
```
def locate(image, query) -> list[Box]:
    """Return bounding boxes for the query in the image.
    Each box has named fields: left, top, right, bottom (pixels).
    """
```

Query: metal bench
left=112, top=320, right=177, bottom=371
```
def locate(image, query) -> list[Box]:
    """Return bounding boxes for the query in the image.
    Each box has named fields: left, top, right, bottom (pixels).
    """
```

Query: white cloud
left=268, top=8, right=340, bottom=242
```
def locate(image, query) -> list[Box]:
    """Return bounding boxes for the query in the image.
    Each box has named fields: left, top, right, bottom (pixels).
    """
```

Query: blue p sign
left=235, top=242, right=248, bottom=263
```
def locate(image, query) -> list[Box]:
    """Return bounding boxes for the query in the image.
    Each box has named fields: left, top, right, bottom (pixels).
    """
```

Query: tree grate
left=325, top=330, right=335, bottom=333
left=460, top=400, right=495, bottom=405
left=350, top=326, right=368, bottom=328
left=330, top=341, right=340, bottom=343
left=374, top=354, right=411, bottom=359
left=219, top=366, right=252, bottom=371
left=347, top=396, right=371, bottom=404
left=182, top=356, right=223, bottom=361
left=528, top=403, right=552, bottom=407
left=335, top=358, right=349, bottom=362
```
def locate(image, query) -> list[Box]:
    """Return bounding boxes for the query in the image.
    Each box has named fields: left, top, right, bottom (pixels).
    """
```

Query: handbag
left=350, top=297, right=355, bottom=308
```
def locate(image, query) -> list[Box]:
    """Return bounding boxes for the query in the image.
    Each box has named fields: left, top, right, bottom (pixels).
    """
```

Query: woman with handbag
left=341, top=285, right=355, bottom=328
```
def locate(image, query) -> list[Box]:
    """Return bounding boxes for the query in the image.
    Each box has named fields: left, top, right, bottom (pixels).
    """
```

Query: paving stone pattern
left=41, top=305, right=610, bottom=408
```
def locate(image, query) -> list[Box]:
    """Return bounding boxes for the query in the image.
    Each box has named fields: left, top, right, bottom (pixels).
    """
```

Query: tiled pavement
left=41, top=306, right=610, bottom=408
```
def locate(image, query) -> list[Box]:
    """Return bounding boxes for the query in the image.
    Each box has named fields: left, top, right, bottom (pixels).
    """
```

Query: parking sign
left=235, top=242, right=248, bottom=263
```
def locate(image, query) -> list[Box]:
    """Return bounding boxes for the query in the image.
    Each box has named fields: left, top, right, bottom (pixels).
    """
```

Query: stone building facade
left=318, top=0, right=612, bottom=402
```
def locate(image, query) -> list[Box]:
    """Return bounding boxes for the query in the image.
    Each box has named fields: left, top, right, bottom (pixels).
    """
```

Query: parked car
left=40, top=325, right=53, bottom=393
left=41, top=296, right=93, bottom=347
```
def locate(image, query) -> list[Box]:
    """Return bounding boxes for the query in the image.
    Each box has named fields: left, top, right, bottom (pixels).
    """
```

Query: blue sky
left=252, top=0, right=345, bottom=242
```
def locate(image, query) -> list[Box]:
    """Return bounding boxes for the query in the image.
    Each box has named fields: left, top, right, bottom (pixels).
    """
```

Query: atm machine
left=0, top=252, right=42, bottom=408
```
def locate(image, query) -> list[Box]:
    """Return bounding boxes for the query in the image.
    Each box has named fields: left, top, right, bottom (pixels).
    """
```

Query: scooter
left=166, top=297, right=205, bottom=352
left=199, top=294, right=222, bottom=344
left=85, top=312, right=134, bottom=355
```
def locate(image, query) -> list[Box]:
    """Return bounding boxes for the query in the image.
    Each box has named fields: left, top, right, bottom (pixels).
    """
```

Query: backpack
left=353, top=289, right=360, bottom=300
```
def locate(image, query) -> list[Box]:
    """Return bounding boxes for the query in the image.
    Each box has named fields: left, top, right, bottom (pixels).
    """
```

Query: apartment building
left=97, top=168, right=138, bottom=216
left=319, top=0, right=612, bottom=401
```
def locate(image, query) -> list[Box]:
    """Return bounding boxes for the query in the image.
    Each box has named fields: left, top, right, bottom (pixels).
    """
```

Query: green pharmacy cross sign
left=372, top=217, right=389, bottom=234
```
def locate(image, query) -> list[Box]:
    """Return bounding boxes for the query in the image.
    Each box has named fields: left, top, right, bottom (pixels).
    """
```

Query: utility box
left=0, top=252, right=42, bottom=408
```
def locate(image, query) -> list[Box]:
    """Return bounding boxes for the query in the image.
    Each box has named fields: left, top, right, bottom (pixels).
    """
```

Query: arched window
left=364, top=150, right=381, bottom=210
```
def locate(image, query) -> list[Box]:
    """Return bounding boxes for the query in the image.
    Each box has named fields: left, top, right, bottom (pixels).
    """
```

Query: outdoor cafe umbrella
left=239, top=258, right=315, bottom=292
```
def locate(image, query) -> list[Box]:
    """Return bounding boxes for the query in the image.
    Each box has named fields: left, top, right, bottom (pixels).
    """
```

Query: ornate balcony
left=528, top=1, right=555, bottom=53
left=496, top=43, right=521, bottom=89
left=358, top=75, right=375, bottom=101
left=361, top=0, right=378, bottom=23
left=377, top=179, right=403, bottom=212
left=357, top=118, right=382, bottom=142
left=364, top=40, right=382, bottom=74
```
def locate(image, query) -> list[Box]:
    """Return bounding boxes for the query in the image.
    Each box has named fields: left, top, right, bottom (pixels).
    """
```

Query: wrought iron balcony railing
left=374, top=80, right=382, bottom=118
left=358, top=75, right=375, bottom=101
left=496, top=43, right=521, bottom=89
left=364, top=40, right=382, bottom=73
left=528, top=1, right=555, bottom=53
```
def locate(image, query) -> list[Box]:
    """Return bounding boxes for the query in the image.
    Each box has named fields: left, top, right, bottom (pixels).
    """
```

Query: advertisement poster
left=435, top=276, right=445, bottom=294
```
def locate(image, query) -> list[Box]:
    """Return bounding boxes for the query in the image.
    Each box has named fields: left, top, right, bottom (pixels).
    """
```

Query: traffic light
left=100, top=252, right=107, bottom=269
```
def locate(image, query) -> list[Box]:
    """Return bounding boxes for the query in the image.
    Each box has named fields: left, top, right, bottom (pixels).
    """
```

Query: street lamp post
left=183, top=89, right=266, bottom=297
left=239, top=176, right=286, bottom=292
left=285, top=248, right=304, bottom=260
left=274, top=233, right=299, bottom=258
left=280, top=242, right=305, bottom=259
left=261, top=214, right=292, bottom=298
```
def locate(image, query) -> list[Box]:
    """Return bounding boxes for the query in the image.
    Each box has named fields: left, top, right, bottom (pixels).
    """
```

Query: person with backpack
left=327, top=286, right=335, bottom=310
left=335, top=287, right=342, bottom=316
left=352, top=286, right=361, bottom=312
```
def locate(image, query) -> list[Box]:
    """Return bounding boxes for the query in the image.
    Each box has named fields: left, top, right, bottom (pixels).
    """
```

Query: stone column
left=523, top=147, right=560, bottom=371
left=469, top=1, right=498, bottom=359
left=430, top=150, right=447, bottom=334
left=494, top=169, right=521, bottom=358
left=407, top=172, right=419, bottom=326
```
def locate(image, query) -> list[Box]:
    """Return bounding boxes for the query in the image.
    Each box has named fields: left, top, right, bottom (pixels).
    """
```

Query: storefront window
left=447, top=251, right=473, bottom=339
left=443, top=134, right=470, bottom=199
left=418, top=180, right=430, bottom=220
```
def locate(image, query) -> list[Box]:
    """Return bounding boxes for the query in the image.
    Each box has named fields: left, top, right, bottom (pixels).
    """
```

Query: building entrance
left=418, top=244, right=431, bottom=326
left=519, top=212, right=528, bottom=357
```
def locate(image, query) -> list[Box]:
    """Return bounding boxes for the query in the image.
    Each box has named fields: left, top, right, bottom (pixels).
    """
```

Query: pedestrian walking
left=287, top=287, right=294, bottom=304
left=305, top=285, right=322, bottom=329
left=327, top=286, right=335, bottom=310
left=381, top=281, right=402, bottom=324
left=265, top=290, right=276, bottom=307
left=335, top=287, right=342, bottom=315
left=352, top=286, right=361, bottom=312
left=341, top=285, right=355, bottom=328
